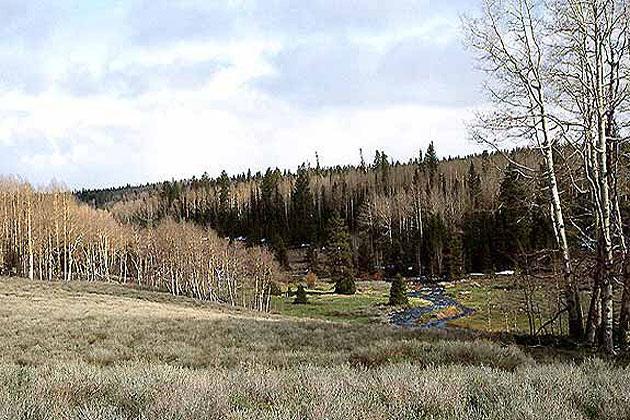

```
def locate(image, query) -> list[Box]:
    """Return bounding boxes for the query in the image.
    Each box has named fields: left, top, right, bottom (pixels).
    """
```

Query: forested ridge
left=77, top=144, right=618, bottom=278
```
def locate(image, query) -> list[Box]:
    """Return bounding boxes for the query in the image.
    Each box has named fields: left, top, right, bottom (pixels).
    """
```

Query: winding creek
left=390, top=282, right=474, bottom=329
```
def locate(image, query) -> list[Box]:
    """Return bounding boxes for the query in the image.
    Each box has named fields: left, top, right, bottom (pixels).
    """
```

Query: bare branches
left=0, top=178, right=280, bottom=312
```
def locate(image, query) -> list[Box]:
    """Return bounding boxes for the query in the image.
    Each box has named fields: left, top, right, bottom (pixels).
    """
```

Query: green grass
left=444, top=277, right=566, bottom=334
left=0, top=277, right=628, bottom=419
left=270, top=277, right=560, bottom=334
left=271, top=281, right=430, bottom=324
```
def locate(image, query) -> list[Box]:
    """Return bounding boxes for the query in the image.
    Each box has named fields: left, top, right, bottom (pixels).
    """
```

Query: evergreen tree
left=422, top=213, right=447, bottom=276
left=530, top=165, right=554, bottom=250
left=424, top=141, right=439, bottom=180
left=261, top=168, right=284, bottom=239
left=481, top=150, right=490, bottom=173
left=462, top=210, right=494, bottom=273
left=357, top=240, right=374, bottom=273
left=269, top=281, right=283, bottom=296
left=462, top=162, right=493, bottom=273
left=293, top=284, right=308, bottom=304
left=217, top=170, right=231, bottom=234
left=496, top=162, right=530, bottom=268
left=373, top=150, right=391, bottom=195
left=335, top=275, right=357, bottom=295
left=306, top=246, right=320, bottom=274
left=467, top=162, right=482, bottom=207
left=359, top=148, right=367, bottom=173
left=443, top=233, right=463, bottom=278
left=271, top=233, right=290, bottom=269
left=291, top=164, right=315, bottom=244
left=388, top=274, right=408, bottom=305
left=373, top=150, right=381, bottom=170
left=325, top=212, right=356, bottom=294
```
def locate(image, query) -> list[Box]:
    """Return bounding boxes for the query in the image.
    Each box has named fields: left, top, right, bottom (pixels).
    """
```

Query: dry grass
left=0, top=278, right=522, bottom=370
left=0, top=277, right=628, bottom=419
left=1, top=360, right=630, bottom=419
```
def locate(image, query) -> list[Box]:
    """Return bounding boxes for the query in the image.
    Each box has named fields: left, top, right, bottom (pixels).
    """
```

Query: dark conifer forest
left=77, top=144, right=604, bottom=279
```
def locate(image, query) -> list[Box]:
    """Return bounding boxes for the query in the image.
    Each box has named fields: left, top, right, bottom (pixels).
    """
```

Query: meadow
left=272, top=276, right=563, bottom=335
left=270, top=280, right=431, bottom=325
left=0, top=277, right=628, bottom=419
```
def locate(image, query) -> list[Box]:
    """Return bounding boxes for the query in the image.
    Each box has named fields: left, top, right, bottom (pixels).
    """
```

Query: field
left=443, top=276, right=566, bottom=334
left=0, top=277, right=629, bottom=419
left=271, top=280, right=431, bottom=324
left=272, top=276, right=563, bottom=335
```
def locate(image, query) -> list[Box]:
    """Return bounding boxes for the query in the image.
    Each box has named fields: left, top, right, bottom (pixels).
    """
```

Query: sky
left=0, top=0, right=485, bottom=189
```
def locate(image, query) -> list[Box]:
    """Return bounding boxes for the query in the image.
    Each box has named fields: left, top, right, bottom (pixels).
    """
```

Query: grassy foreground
left=0, top=278, right=629, bottom=419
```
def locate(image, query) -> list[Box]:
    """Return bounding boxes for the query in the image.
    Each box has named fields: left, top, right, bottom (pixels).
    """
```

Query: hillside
left=76, top=146, right=562, bottom=277
left=1, top=277, right=629, bottom=419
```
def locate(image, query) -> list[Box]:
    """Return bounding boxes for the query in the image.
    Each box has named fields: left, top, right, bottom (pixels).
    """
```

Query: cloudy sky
left=1, top=0, right=484, bottom=189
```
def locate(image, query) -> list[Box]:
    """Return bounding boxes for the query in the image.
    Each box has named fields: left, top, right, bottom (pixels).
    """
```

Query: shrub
left=388, top=274, right=408, bottom=306
left=293, top=284, right=309, bottom=304
left=335, top=276, right=356, bottom=295
left=305, top=273, right=317, bottom=289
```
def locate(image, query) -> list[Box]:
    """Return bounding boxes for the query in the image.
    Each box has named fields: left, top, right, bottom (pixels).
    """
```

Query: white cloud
left=0, top=0, right=483, bottom=188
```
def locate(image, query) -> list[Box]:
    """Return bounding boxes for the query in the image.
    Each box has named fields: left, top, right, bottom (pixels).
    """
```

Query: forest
left=77, top=145, right=557, bottom=278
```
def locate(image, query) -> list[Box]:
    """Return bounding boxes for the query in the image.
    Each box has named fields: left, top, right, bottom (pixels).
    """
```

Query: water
left=390, top=282, right=474, bottom=329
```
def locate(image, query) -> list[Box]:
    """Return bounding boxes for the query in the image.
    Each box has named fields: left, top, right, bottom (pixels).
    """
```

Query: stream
left=390, top=282, right=474, bottom=329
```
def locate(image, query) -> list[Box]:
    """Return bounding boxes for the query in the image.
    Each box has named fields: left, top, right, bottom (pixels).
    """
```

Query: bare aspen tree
left=0, top=177, right=280, bottom=312
left=23, top=184, right=34, bottom=281
left=551, top=0, right=630, bottom=353
left=464, top=0, right=584, bottom=339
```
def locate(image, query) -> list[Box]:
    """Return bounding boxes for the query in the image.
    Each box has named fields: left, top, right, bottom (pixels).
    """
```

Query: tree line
left=78, top=146, right=552, bottom=277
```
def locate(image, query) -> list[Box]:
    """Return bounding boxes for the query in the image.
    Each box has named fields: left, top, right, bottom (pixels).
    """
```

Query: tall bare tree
left=464, top=0, right=584, bottom=339
left=551, top=0, right=630, bottom=353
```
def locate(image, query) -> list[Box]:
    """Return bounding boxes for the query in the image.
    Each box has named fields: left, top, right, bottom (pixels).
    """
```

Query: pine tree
left=481, top=150, right=490, bottom=173
left=294, top=284, right=308, bottom=304
left=306, top=246, right=320, bottom=274
left=388, top=274, right=408, bottom=305
left=291, top=164, right=315, bottom=244
left=359, top=148, right=367, bottom=173
left=496, top=162, right=530, bottom=268
left=422, top=213, right=447, bottom=276
left=530, top=164, right=554, bottom=250
left=377, top=151, right=391, bottom=195
left=443, top=233, right=463, bottom=278
left=335, top=275, right=357, bottom=295
left=325, top=212, right=356, bottom=294
left=217, top=170, right=231, bottom=234
left=261, top=168, right=284, bottom=239
left=462, top=210, right=494, bottom=273
left=424, top=141, right=439, bottom=180
left=373, top=150, right=381, bottom=170
left=271, top=233, right=290, bottom=269
left=467, top=162, right=482, bottom=207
